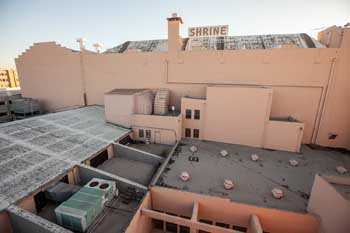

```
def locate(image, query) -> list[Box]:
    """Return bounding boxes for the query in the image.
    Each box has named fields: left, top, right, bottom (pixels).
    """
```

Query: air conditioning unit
left=55, top=178, right=117, bottom=232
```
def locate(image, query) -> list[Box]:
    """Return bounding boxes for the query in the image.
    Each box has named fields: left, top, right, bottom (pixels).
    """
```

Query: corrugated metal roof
left=105, top=33, right=324, bottom=53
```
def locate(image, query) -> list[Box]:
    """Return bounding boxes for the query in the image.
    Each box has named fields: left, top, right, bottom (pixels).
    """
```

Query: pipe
left=313, top=57, right=337, bottom=144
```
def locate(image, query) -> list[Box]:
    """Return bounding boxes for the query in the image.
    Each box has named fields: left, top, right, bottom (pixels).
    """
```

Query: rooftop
left=105, top=33, right=324, bottom=53
left=157, top=138, right=350, bottom=213
left=0, top=106, right=129, bottom=211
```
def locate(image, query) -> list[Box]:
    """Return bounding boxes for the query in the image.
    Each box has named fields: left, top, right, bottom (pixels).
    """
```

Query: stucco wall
left=149, top=187, right=319, bottom=233
left=131, top=114, right=182, bottom=145
left=124, top=191, right=153, bottom=233
left=315, top=29, right=350, bottom=148
left=15, top=28, right=349, bottom=149
left=205, top=86, right=272, bottom=147
left=181, top=97, right=206, bottom=140
left=307, top=175, right=349, bottom=233
left=263, top=120, right=304, bottom=152
left=15, top=42, right=84, bottom=112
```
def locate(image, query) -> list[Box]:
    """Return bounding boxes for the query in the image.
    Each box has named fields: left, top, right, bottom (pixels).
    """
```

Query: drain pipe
left=313, top=57, right=337, bottom=144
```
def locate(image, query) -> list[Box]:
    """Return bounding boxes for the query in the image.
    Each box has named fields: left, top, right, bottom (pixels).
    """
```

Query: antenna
left=93, top=43, right=103, bottom=53
left=76, top=37, right=87, bottom=50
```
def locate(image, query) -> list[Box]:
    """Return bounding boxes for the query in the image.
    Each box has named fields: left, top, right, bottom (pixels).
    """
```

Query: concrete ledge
left=114, top=143, right=164, bottom=166
left=150, top=141, right=180, bottom=186
left=78, top=164, right=148, bottom=193
left=7, top=205, right=72, bottom=233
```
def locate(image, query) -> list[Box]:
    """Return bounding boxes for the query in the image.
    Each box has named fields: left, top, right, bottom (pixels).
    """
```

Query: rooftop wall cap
left=180, top=171, right=190, bottom=181
left=272, top=188, right=284, bottom=199
left=336, top=166, right=347, bottom=174
left=224, top=179, right=234, bottom=190
left=289, top=159, right=299, bottom=167
left=251, top=154, right=259, bottom=161
left=220, top=150, right=228, bottom=157
left=190, top=146, right=197, bottom=153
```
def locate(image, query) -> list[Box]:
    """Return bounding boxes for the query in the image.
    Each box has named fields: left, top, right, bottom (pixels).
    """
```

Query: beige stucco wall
left=307, top=175, right=349, bottom=233
left=131, top=114, right=182, bottom=145
left=104, top=93, right=135, bottom=127
left=181, top=97, right=206, bottom=140
left=263, top=120, right=304, bottom=152
left=15, top=42, right=84, bottom=112
left=125, top=191, right=153, bottom=233
left=205, top=86, right=273, bottom=148
left=15, top=22, right=349, bottom=149
left=315, top=29, right=350, bottom=148
left=140, top=187, right=320, bottom=233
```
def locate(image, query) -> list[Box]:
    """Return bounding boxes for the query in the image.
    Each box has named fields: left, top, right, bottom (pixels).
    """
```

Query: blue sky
left=0, top=0, right=349, bottom=68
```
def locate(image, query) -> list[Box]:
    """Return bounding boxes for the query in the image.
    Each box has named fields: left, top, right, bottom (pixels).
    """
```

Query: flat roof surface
left=98, top=157, right=157, bottom=186
left=0, top=106, right=129, bottom=211
left=105, top=89, right=148, bottom=95
left=157, top=139, right=350, bottom=213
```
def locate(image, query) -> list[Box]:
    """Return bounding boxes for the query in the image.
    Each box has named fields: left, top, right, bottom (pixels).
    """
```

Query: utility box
left=104, top=89, right=153, bottom=128
left=55, top=178, right=117, bottom=232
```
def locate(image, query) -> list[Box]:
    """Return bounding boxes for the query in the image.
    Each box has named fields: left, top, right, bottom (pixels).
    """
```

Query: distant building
left=0, top=69, right=20, bottom=88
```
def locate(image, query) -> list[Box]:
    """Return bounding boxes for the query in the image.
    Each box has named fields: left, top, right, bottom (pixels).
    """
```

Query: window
left=193, top=129, right=199, bottom=138
left=233, top=225, right=247, bottom=232
left=216, top=222, right=230, bottom=228
left=194, top=109, right=200, bottom=120
left=139, top=129, right=144, bottom=138
left=185, top=109, right=192, bottom=119
left=185, top=128, right=191, bottom=138
left=153, top=219, right=163, bottom=230
left=146, top=129, right=151, bottom=138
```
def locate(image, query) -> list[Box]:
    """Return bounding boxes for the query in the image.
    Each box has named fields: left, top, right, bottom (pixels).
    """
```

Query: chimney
left=167, top=13, right=183, bottom=54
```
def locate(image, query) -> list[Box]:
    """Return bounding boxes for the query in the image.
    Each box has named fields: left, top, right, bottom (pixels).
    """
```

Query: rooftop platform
left=0, top=106, right=130, bottom=211
left=105, top=89, right=148, bottom=95
left=157, top=139, right=350, bottom=213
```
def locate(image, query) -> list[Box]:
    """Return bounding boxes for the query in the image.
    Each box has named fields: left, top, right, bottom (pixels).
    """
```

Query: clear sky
left=0, top=0, right=349, bottom=68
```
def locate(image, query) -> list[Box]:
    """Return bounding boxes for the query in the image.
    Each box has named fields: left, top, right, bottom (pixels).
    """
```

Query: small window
left=139, top=129, right=144, bottom=138
left=216, top=222, right=230, bottom=228
left=193, top=129, right=199, bottom=138
left=146, top=129, right=151, bottom=138
left=194, top=110, right=200, bottom=120
left=185, top=109, right=192, bottom=119
left=233, top=225, right=247, bottom=232
left=185, top=128, right=191, bottom=138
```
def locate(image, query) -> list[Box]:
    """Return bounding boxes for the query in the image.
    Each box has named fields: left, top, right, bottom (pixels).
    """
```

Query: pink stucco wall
left=131, top=114, right=182, bottom=145
left=181, top=86, right=304, bottom=152
left=15, top=20, right=350, bottom=149
left=181, top=97, right=206, bottom=140
left=263, top=120, right=304, bottom=152
left=16, top=42, right=84, bottom=112
left=307, top=175, right=350, bottom=233
left=125, top=191, right=153, bottom=233
left=125, top=187, right=320, bottom=233
left=205, top=86, right=273, bottom=148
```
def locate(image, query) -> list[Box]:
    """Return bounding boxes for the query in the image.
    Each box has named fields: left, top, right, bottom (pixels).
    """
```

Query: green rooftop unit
left=55, top=178, right=117, bottom=232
